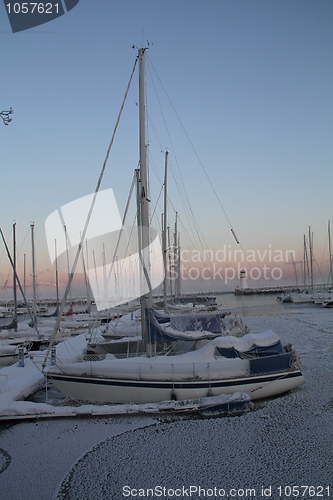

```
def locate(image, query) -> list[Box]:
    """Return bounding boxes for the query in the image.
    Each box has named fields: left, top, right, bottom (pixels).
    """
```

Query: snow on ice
left=0, top=301, right=332, bottom=499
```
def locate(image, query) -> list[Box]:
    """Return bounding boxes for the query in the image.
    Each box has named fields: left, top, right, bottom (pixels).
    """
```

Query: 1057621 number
left=277, top=485, right=330, bottom=497
left=6, top=3, right=60, bottom=14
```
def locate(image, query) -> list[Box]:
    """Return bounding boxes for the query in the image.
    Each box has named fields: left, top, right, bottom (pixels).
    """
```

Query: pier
left=234, top=283, right=332, bottom=296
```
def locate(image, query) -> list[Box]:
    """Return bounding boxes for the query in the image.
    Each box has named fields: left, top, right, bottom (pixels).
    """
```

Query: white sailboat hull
left=291, top=294, right=313, bottom=304
left=0, top=345, right=20, bottom=367
left=46, top=329, right=305, bottom=404
left=0, top=352, right=19, bottom=368
left=48, top=368, right=304, bottom=404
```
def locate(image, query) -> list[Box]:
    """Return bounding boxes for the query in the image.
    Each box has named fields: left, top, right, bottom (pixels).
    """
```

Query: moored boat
left=0, top=344, right=19, bottom=367
left=45, top=323, right=304, bottom=404
left=43, top=48, right=305, bottom=406
left=322, top=297, right=333, bottom=308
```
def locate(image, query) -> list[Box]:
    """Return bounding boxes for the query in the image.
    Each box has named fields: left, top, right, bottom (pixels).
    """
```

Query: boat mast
left=177, top=231, right=181, bottom=298
left=309, top=226, right=314, bottom=296
left=328, top=220, right=333, bottom=290
left=303, top=234, right=308, bottom=292
left=162, top=150, right=168, bottom=311
left=64, top=224, right=72, bottom=305
left=31, top=223, right=37, bottom=326
left=174, top=212, right=179, bottom=300
left=138, top=47, right=153, bottom=356
left=0, top=228, right=37, bottom=332
left=82, top=239, right=91, bottom=313
left=291, top=251, right=299, bottom=288
left=167, top=225, right=173, bottom=298
left=54, top=239, right=59, bottom=306
left=12, top=222, right=17, bottom=332
left=138, top=48, right=150, bottom=240
left=23, top=253, right=26, bottom=297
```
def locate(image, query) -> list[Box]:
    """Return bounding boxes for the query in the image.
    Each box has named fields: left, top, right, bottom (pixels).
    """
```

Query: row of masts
left=3, top=218, right=332, bottom=321
left=300, top=222, right=333, bottom=294
left=0, top=223, right=39, bottom=334
left=162, top=151, right=181, bottom=312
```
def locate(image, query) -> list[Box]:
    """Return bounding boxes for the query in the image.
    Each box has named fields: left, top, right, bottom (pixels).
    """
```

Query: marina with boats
left=1, top=289, right=332, bottom=421
left=1, top=2, right=332, bottom=499
left=1, top=4, right=332, bottom=499
left=1, top=295, right=331, bottom=499
left=0, top=48, right=315, bottom=418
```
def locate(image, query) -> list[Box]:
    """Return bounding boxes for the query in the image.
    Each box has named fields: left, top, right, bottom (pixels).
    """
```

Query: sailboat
left=317, top=220, right=333, bottom=307
left=44, top=48, right=305, bottom=405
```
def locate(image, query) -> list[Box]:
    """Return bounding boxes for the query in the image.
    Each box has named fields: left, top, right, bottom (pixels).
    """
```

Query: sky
left=1, top=0, right=332, bottom=298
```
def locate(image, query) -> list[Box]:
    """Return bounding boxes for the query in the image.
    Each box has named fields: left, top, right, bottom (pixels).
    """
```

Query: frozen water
left=0, top=297, right=332, bottom=499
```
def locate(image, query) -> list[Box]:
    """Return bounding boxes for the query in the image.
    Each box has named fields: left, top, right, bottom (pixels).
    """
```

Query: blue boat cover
left=249, top=352, right=293, bottom=374
left=216, top=346, right=240, bottom=358
left=216, top=340, right=284, bottom=359
left=240, top=340, right=284, bottom=357
left=145, top=309, right=221, bottom=343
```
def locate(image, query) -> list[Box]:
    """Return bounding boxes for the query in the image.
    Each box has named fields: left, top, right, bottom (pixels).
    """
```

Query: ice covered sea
left=0, top=294, right=332, bottom=500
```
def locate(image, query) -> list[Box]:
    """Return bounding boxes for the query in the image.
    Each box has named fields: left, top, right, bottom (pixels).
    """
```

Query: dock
left=234, top=283, right=332, bottom=296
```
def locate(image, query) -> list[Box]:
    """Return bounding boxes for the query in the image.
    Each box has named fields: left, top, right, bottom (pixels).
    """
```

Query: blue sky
left=1, top=0, right=332, bottom=295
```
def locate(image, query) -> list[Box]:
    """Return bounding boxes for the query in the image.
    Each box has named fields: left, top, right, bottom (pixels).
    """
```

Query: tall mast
left=54, top=239, right=59, bottom=306
left=174, top=212, right=179, bottom=299
left=64, top=224, right=72, bottom=304
left=309, top=226, right=314, bottom=296
left=167, top=225, right=173, bottom=298
left=12, top=223, right=17, bottom=332
left=291, top=251, right=299, bottom=288
left=303, top=234, right=308, bottom=292
left=162, top=150, right=168, bottom=311
left=177, top=231, right=181, bottom=298
left=328, top=220, right=333, bottom=290
left=138, top=48, right=150, bottom=236
left=31, top=223, right=37, bottom=327
left=82, top=239, right=91, bottom=312
left=138, top=48, right=153, bottom=356
left=23, top=253, right=26, bottom=297
left=0, top=228, right=37, bottom=333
